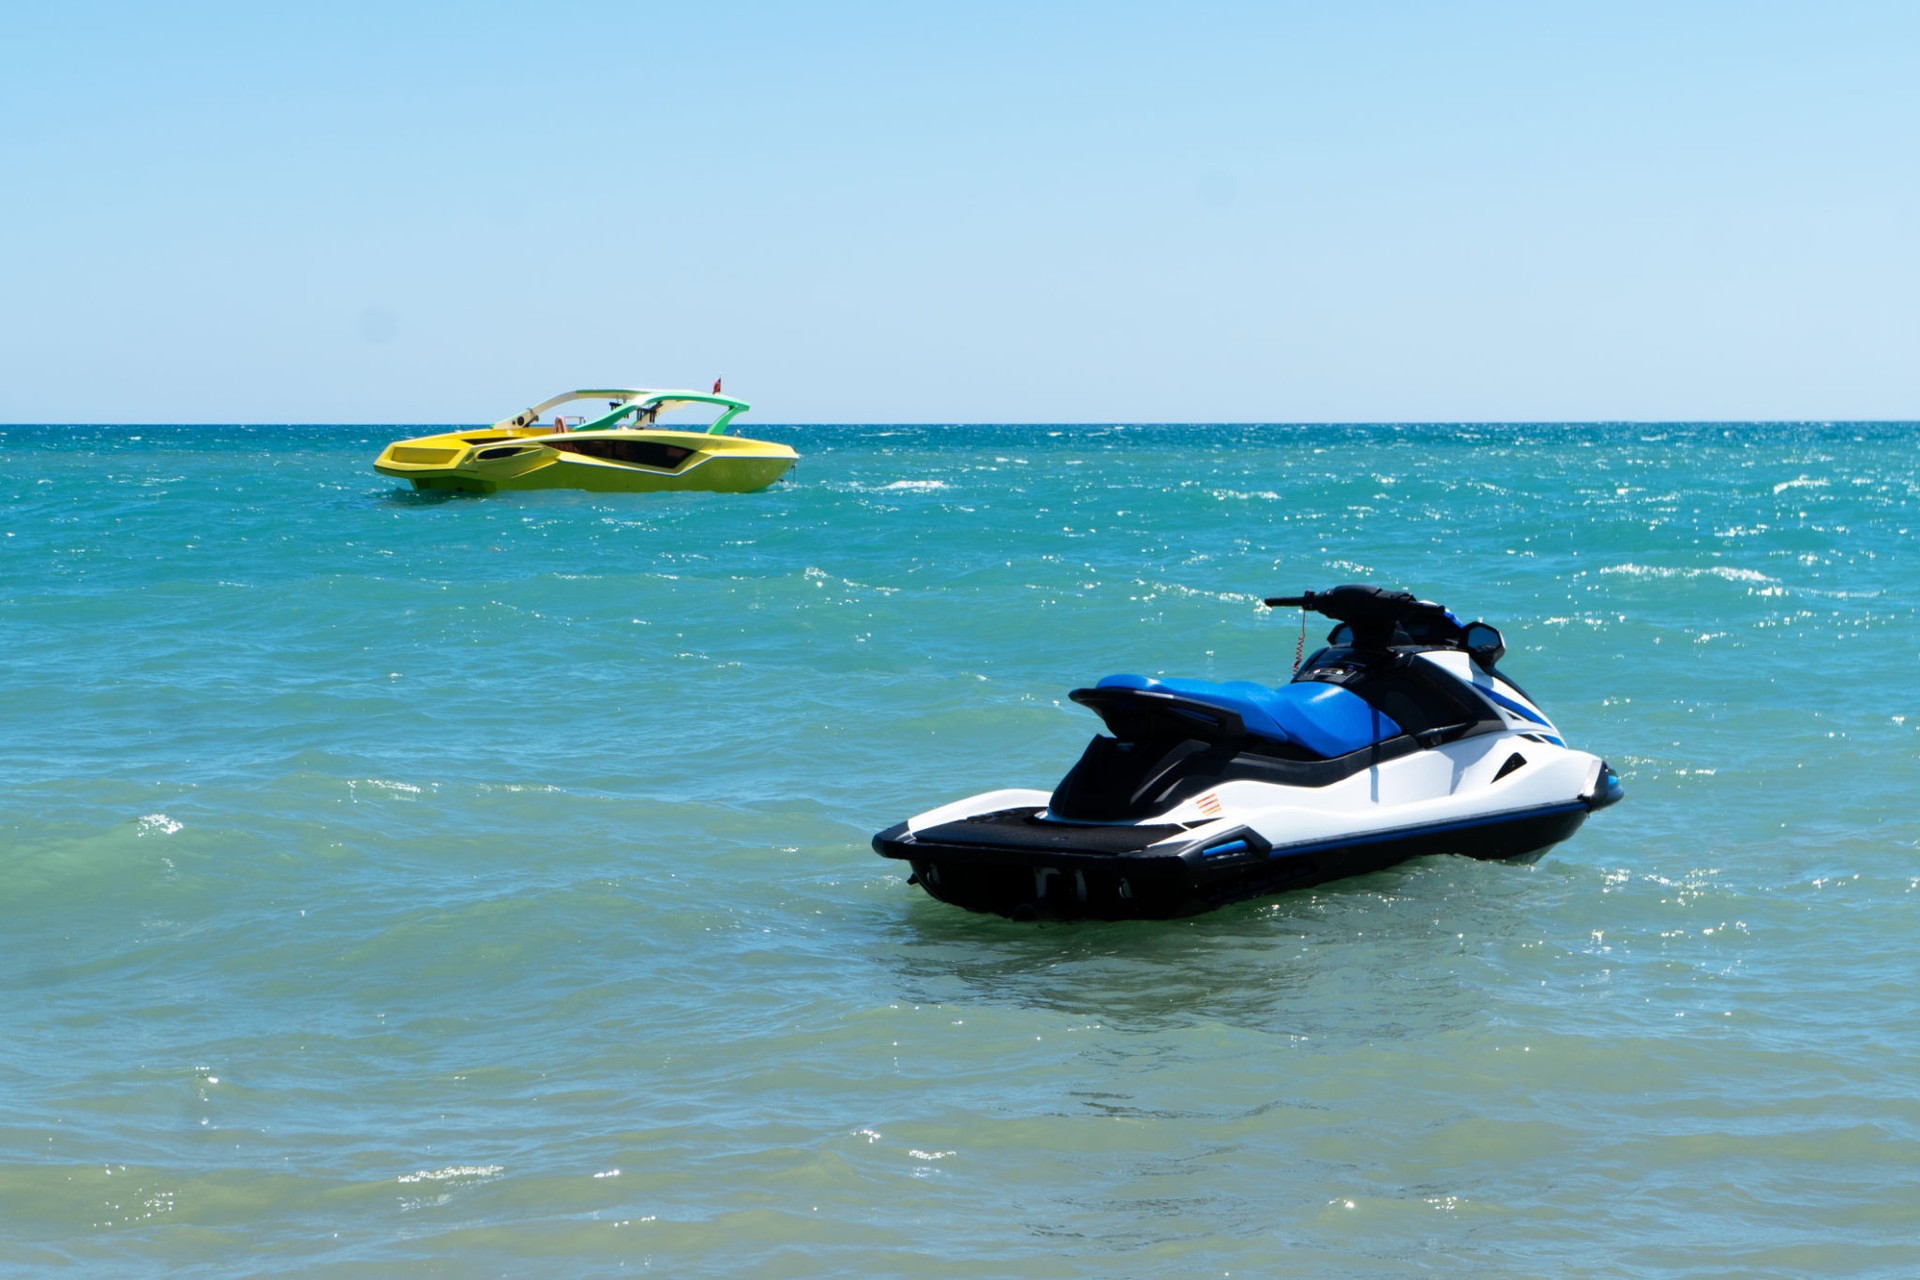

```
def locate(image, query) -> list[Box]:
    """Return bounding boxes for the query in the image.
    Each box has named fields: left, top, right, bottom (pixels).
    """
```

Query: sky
left=2, top=0, right=1916, bottom=424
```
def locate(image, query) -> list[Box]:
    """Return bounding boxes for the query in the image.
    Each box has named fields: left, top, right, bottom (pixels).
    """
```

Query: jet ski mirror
left=1327, top=623, right=1354, bottom=646
left=1463, top=622, right=1505, bottom=667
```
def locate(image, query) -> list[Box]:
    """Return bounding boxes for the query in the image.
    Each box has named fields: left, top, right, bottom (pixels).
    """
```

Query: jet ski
left=873, top=585, right=1623, bottom=920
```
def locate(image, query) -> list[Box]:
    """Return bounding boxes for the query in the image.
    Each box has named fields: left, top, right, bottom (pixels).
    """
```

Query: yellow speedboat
left=374, top=387, right=796, bottom=494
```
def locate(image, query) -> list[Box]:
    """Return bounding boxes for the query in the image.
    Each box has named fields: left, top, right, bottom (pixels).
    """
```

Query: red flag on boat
left=712, top=377, right=723, bottom=394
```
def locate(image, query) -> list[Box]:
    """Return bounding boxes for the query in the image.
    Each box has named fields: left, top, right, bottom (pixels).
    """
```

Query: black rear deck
left=909, top=807, right=1186, bottom=855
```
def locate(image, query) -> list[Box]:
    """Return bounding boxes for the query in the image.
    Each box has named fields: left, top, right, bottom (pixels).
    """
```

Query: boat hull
left=873, top=802, right=1594, bottom=921
left=374, top=427, right=797, bottom=494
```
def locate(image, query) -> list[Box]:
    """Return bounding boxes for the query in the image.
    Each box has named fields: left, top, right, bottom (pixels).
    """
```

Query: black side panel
left=549, top=437, right=695, bottom=469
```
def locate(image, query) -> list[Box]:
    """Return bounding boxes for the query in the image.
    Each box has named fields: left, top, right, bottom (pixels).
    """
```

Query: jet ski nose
left=1586, top=763, right=1626, bottom=810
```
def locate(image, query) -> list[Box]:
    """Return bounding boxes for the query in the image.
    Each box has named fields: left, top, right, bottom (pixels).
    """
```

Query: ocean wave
left=1597, top=564, right=1777, bottom=584
left=397, top=1164, right=504, bottom=1184
left=869, top=479, right=950, bottom=492
left=347, top=779, right=426, bottom=799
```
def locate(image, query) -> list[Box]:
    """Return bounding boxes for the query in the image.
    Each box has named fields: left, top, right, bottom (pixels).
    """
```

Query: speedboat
left=373, top=387, right=796, bottom=494
left=873, top=585, right=1622, bottom=920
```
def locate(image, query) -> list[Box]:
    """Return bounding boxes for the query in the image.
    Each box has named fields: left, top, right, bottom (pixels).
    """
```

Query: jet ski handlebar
left=1262, top=585, right=1432, bottom=623
left=1263, top=585, right=1480, bottom=654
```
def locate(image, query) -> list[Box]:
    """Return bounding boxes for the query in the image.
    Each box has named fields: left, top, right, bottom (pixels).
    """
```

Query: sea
left=2, top=421, right=1916, bottom=1277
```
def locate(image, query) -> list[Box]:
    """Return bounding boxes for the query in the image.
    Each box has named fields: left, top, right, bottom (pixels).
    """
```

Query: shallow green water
left=3, top=422, right=1917, bottom=1276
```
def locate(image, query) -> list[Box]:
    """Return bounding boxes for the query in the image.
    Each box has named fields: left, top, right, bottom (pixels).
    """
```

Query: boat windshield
left=597, top=398, right=740, bottom=432
left=499, top=390, right=749, bottom=435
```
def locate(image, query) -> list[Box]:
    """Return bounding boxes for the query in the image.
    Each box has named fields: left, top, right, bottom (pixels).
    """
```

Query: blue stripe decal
left=1481, top=685, right=1551, bottom=727
left=1265, top=802, right=1587, bottom=859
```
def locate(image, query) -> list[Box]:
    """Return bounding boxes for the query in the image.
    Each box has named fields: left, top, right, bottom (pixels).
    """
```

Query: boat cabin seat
left=1093, top=674, right=1402, bottom=758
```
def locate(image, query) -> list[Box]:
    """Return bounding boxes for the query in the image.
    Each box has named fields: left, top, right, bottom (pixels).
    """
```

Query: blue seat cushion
left=1094, top=674, right=1402, bottom=758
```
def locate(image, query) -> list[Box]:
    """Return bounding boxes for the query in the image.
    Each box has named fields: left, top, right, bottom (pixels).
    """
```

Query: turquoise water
left=3, top=421, right=1917, bottom=1276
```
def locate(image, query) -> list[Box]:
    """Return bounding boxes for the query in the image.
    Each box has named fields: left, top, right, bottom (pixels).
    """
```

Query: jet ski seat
left=1093, top=674, right=1402, bottom=759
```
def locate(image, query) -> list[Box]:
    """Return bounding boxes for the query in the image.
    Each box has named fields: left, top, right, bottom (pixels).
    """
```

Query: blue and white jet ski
left=873, top=585, right=1622, bottom=920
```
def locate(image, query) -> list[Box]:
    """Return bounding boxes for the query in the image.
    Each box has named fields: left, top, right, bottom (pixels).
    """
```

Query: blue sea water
left=2, top=420, right=1917, bottom=1277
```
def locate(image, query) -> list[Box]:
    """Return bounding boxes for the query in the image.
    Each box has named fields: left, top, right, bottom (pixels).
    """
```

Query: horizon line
left=5, top=418, right=1917, bottom=429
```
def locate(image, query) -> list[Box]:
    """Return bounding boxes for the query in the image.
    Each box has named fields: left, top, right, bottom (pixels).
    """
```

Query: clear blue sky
left=3, top=1, right=1915, bottom=423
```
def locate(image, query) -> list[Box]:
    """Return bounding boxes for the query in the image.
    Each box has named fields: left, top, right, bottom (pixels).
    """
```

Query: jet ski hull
left=874, top=799, right=1597, bottom=921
